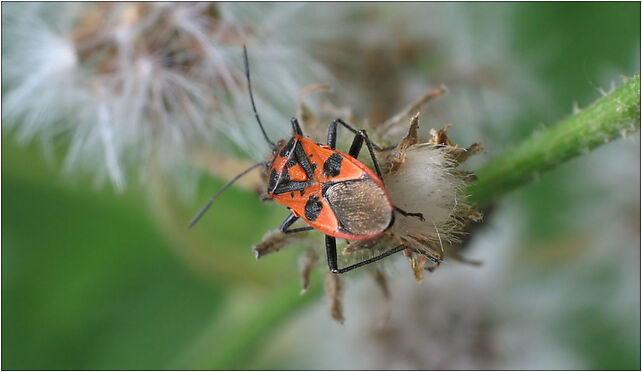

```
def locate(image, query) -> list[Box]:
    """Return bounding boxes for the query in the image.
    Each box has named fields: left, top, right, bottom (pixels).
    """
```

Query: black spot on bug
left=286, top=158, right=297, bottom=168
left=268, top=169, right=278, bottom=192
left=290, top=192, right=294, bottom=198
left=294, top=143, right=316, bottom=180
left=281, top=167, right=290, bottom=183
left=311, top=163, right=317, bottom=172
left=304, top=196, right=323, bottom=221
left=279, top=137, right=296, bottom=157
left=300, top=189, right=305, bottom=196
left=268, top=167, right=289, bottom=193
left=323, top=153, right=343, bottom=178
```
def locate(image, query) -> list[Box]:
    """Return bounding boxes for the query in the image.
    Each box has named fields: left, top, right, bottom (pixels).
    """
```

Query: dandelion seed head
left=2, top=3, right=332, bottom=190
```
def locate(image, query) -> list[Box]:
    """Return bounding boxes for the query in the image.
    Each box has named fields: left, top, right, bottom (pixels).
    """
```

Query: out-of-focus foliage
left=2, top=140, right=225, bottom=369
left=2, top=2, right=640, bottom=370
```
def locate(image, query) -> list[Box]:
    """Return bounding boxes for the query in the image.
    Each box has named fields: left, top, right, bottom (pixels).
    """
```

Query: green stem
left=466, top=73, right=640, bottom=206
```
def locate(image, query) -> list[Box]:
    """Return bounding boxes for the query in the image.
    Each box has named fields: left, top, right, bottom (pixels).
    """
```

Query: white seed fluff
left=1, top=3, right=332, bottom=190
left=385, top=144, right=468, bottom=249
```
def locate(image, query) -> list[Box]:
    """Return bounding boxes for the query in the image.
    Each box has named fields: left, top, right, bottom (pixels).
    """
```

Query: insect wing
left=324, top=178, right=394, bottom=238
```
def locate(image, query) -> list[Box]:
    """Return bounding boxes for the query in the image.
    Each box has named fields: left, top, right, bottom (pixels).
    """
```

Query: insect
left=190, top=46, right=431, bottom=274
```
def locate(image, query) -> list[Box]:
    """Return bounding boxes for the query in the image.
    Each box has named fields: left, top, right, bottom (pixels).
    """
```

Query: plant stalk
left=467, top=74, right=640, bottom=206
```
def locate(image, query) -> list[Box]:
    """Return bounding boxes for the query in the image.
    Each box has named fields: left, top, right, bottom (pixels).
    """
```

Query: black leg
left=346, top=129, right=384, bottom=180
left=330, top=119, right=386, bottom=150
left=280, top=213, right=298, bottom=231
left=280, top=213, right=314, bottom=234
left=328, top=118, right=385, bottom=180
left=291, top=118, right=303, bottom=136
left=325, top=235, right=340, bottom=272
left=325, top=235, right=439, bottom=274
left=327, top=120, right=339, bottom=150
left=285, top=226, right=315, bottom=234
left=394, top=206, right=425, bottom=221
left=348, top=133, right=363, bottom=158
left=328, top=118, right=396, bottom=152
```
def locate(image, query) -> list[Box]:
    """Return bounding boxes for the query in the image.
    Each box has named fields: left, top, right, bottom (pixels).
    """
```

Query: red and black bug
left=190, top=46, right=431, bottom=273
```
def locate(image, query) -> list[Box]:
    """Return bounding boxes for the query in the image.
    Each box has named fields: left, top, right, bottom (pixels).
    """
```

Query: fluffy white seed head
left=2, top=3, right=332, bottom=190
left=386, top=144, right=468, bottom=248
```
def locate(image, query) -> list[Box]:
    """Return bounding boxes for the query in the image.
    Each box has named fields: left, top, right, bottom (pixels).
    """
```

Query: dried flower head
left=336, top=115, right=483, bottom=286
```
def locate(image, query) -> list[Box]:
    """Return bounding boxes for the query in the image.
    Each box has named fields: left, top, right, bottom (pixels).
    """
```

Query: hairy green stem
left=467, top=74, right=640, bottom=206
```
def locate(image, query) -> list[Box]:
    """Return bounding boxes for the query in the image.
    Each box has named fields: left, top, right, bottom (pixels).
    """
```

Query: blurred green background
left=2, top=2, right=640, bottom=370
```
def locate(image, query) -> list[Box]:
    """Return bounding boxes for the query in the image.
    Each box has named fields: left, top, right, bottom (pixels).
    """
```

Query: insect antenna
left=243, top=46, right=276, bottom=149
left=189, top=162, right=266, bottom=228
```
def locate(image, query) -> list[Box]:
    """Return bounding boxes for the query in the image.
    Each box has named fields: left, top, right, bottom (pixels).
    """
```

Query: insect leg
left=325, top=235, right=340, bottom=272
left=394, top=206, right=425, bottom=221
left=327, top=120, right=339, bottom=150
left=326, top=118, right=387, bottom=179
left=330, top=118, right=395, bottom=150
left=291, top=118, right=303, bottom=136
left=347, top=133, right=364, bottom=158
left=280, top=213, right=314, bottom=234
left=348, top=127, right=385, bottom=181
left=327, top=238, right=435, bottom=274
